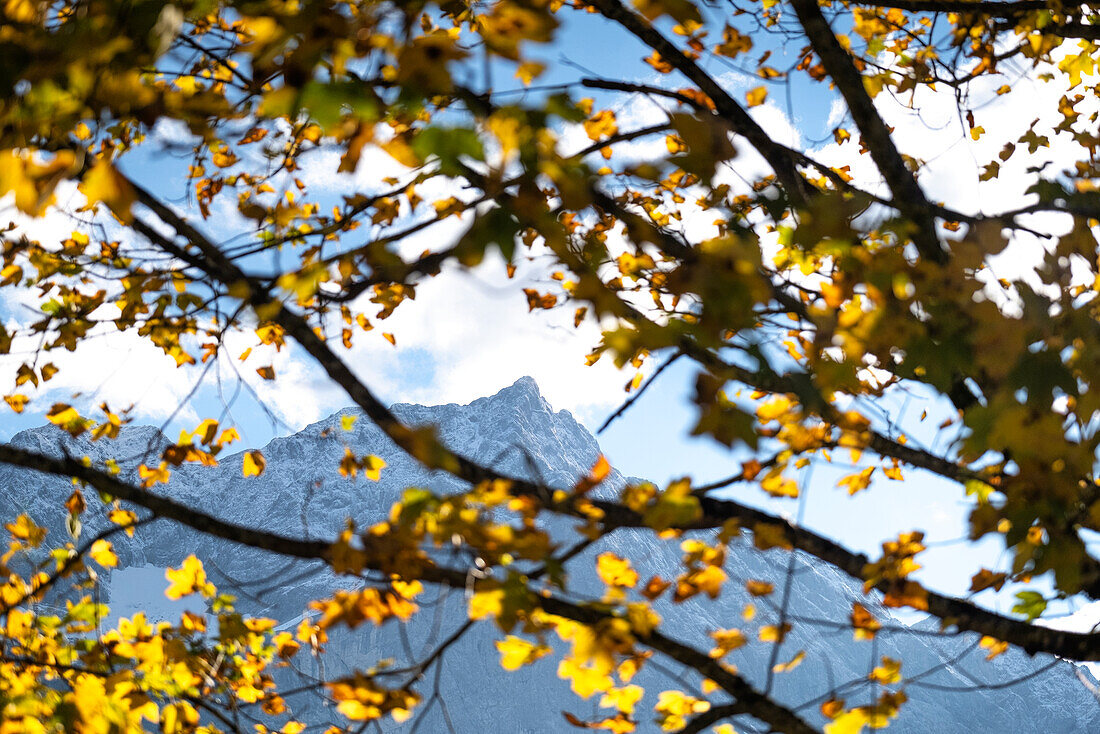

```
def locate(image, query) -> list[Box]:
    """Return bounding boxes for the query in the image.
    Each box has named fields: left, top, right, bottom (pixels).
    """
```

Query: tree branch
left=583, top=0, right=812, bottom=209
left=790, top=0, right=947, bottom=263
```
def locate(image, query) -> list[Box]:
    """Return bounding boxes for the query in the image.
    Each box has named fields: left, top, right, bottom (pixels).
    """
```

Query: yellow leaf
left=709, top=628, right=746, bottom=657
left=469, top=589, right=504, bottom=620
left=745, top=579, right=774, bottom=596
left=745, top=86, right=767, bottom=107
left=596, top=552, right=639, bottom=588
left=256, top=365, right=275, bottom=380
left=759, top=623, right=791, bottom=643
left=174, top=75, right=201, bottom=94
left=980, top=635, right=1008, bottom=660
left=165, top=555, right=208, bottom=599
left=381, top=135, right=420, bottom=168
left=756, top=396, right=791, bottom=422
left=574, top=454, right=612, bottom=494
left=515, top=61, right=546, bottom=85
left=674, top=563, right=726, bottom=602
left=46, top=403, right=89, bottom=437
left=243, top=450, right=266, bottom=477
left=869, top=656, right=901, bottom=685
left=655, top=690, right=709, bottom=731
left=825, top=709, right=870, bottom=734
left=838, top=466, right=875, bottom=495
left=666, top=133, right=687, bottom=154
left=558, top=658, right=614, bottom=698
left=850, top=601, right=881, bottom=640
left=4, top=394, right=28, bottom=413
left=216, top=427, right=240, bottom=447
left=599, top=685, right=644, bottom=715
left=363, top=455, right=386, bottom=481
left=79, top=159, right=137, bottom=222
left=6, top=514, right=46, bottom=545
left=495, top=635, right=551, bottom=670
left=109, top=509, right=139, bottom=536
left=89, top=539, right=118, bottom=568
left=772, top=649, right=805, bottom=673
left=761, top=472, right=798, bottom=498
left=138, top=462, right=171, bottom=488
left=583, top=110, right=618, bottom=141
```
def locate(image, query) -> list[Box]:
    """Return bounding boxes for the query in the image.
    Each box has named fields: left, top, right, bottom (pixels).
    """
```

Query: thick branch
left=0, top=445, right=332, bottom=563
left=583, top=0, right=811, bottom=208
left=790, top=0, right=947, bottom=263
left=588, top=492, right=1100, bottom=659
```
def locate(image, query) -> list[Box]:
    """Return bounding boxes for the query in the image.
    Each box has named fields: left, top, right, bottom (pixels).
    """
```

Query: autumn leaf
left=583, top=110, right=618, bottom=141
left=641, top=575, right=671, bottom=600
left=654, top=690, right=709, bottom=731
left=980, top=635, right=1009, bottom=660
left=709, top=628, right=747, bottom=657
left=745, top=86, right=767, bottom=107
left=79, top=159, right=137, bottom=222
left=745, top=579, right=774, bottom=596
left=89, top=539, right=118, bottom=568
left=838, top=466, right=875, bottom=495
left=243, top=450, right=266, bottom=477
left=363, top=455, right=386, bottom=481
left=850, top=602, right=881, bottom=640
left=574, top=454, right=611, bottom=494
left=495, top=635, right=551, bottom=670
left=138, top=462, right=171, bottom=488
left=4, top=394, right=28, bottom=413
left=970, top=568, right=1007, bottom=593
left=515, top=61, right=546, bottom=86
left=165, top=555, right=209, bottom=599
left=758, top=623, right=791, bottom=643
left=65, top=489, right=86, bottom=517
left=599, top=685, right=643, bottom=715
left=46, top=403, right=89, bottom=438
left=869, top=656, right=901, bottom=685
left=596, top=552, right=639, bottom=588
left=772, top=649, right=805, bottom=673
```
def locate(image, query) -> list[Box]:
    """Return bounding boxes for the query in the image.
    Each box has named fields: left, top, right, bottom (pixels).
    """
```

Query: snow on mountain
left=3, top=377, right=1098, bottom=732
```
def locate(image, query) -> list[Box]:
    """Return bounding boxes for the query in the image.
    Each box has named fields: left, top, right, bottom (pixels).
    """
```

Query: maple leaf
left=243, top=450, right=266, bottom=477
left=165, top=555, right=210, bottom=599
left=78, top=159, right=136, bottom=222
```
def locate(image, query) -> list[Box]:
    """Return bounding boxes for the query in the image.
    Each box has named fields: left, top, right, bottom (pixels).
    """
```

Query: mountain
left=3, top=376, right=1099, bottom=732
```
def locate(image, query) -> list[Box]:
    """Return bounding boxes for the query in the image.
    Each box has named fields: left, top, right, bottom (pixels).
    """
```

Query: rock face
left=4, top=377, right=1100, bottom=732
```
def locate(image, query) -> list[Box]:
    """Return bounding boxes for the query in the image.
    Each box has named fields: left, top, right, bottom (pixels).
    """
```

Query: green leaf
left=1012, top=590, right=1047, bottom=621
left=964, top=479, right=993, bottom=504
left=411, top=127, right=484, bottom=177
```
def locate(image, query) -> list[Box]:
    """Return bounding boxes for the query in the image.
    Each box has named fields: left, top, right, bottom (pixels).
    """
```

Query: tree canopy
left=4, top=0, right=1100, bottom=731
